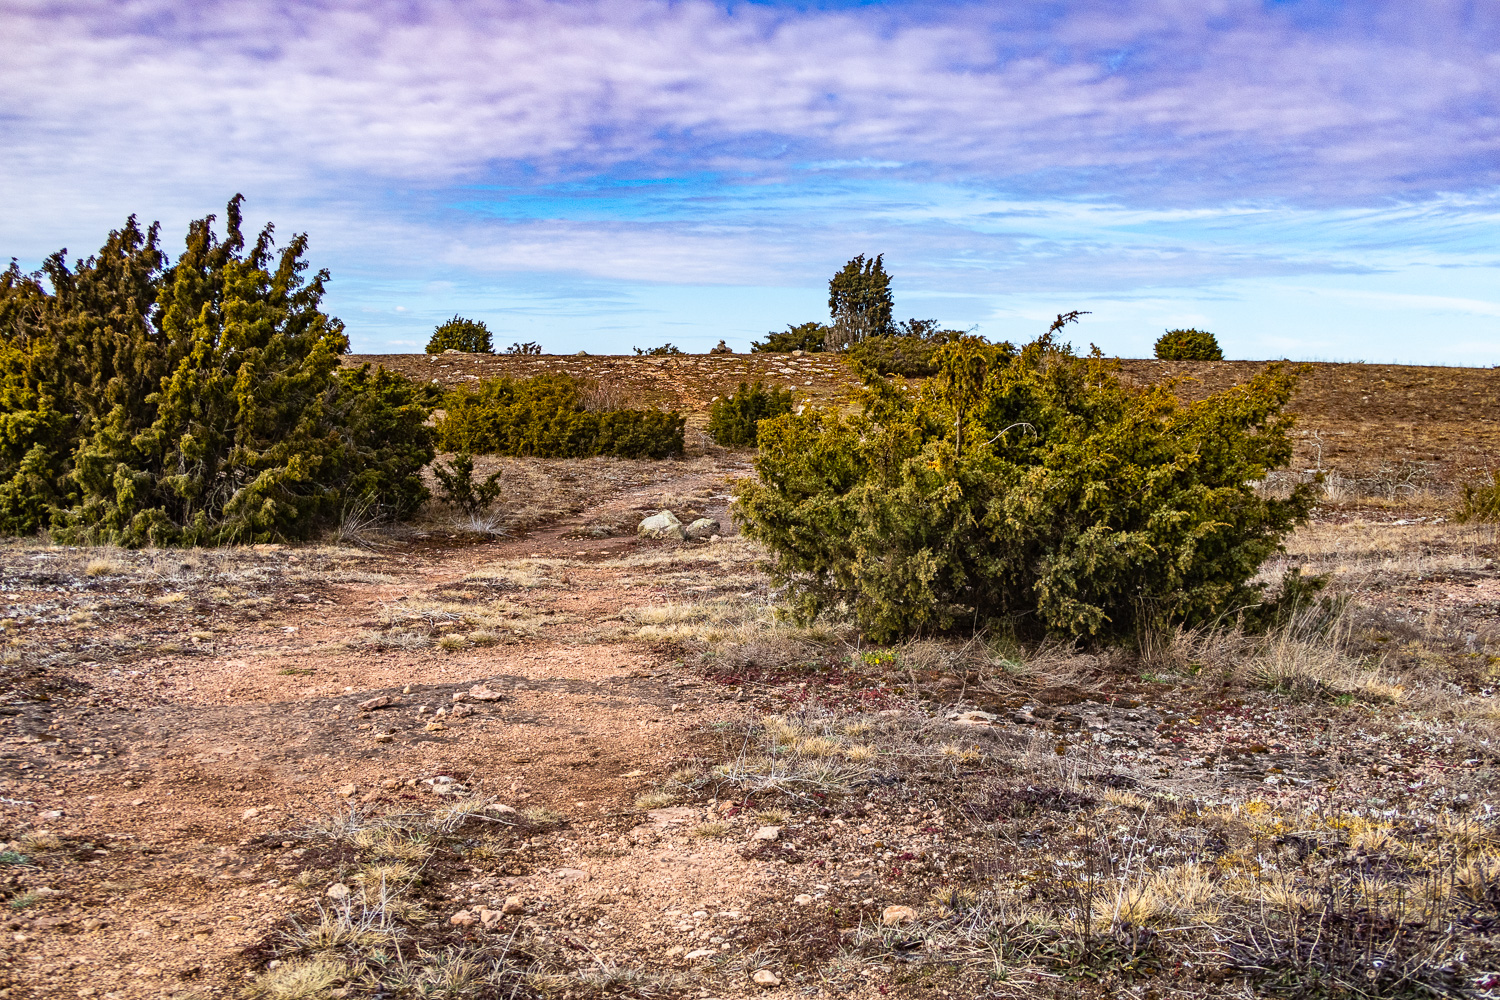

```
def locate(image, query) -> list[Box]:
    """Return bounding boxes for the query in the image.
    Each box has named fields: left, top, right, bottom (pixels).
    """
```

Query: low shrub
left=844, top=335, right=944, bottom=377
left=1459, top=470, right=1500, bottom=522
left=432, top=453, right=504, bottom=516
left=426, top=316, right=493, bottom=354
left=436, top=374, right=684, bottom=459
left=633, top=343, right=685, bottom=356
left=1155, top=328, right=1223, bottom=360
left=752, top=322, right=828, bottom=353
left=707, top=381, right=794, bottom=448
left=736, top=315, right=1312, bottom=643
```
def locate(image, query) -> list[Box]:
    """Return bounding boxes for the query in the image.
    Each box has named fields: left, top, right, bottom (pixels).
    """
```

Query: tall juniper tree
left=825, top=254, right=894, bottom=351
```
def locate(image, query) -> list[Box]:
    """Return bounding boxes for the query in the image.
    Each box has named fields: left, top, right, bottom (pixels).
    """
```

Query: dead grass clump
left=249, top=956, right=349, bottom=999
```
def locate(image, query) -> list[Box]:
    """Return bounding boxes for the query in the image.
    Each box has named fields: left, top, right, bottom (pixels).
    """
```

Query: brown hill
left=345, top=352, right=1500, bottom=487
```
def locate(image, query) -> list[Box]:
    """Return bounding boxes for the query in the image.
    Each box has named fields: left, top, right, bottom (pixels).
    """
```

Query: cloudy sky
left=4, top=0, right=1499, bottom=361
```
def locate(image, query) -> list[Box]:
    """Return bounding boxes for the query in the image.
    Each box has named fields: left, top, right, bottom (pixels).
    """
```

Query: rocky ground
left=1, top=448, right=1500, bottom=998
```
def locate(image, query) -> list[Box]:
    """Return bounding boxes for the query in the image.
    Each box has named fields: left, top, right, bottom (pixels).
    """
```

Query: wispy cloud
left=2, top=0, right=1499, bottom=359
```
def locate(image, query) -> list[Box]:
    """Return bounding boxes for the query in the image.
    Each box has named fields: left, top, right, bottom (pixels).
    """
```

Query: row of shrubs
left=436, top=374, right=684, bottom=459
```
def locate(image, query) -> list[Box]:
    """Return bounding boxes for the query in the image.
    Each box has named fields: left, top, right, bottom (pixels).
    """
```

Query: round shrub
left=736, top=320, right=1311, bottom=643
left=1154, top=328, right=1223, bottom=361
left=427, top=316, right=494, bottom=354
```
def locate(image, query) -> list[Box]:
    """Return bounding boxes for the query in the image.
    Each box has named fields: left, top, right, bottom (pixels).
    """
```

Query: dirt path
left=0, top=458, right=827, bottom=999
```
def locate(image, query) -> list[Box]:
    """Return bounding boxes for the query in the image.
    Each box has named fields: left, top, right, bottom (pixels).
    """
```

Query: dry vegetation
left=1, top=357, right=1499, bottom=998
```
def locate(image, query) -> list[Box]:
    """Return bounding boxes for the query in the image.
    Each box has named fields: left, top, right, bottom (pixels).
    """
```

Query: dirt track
left=0, top=460, right=811, bottom=999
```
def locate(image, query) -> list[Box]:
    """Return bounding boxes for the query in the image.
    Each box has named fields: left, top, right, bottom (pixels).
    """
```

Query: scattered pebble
left=882, top=904, right=917, bottom=926
left=753, top=969, right=782, bottom=986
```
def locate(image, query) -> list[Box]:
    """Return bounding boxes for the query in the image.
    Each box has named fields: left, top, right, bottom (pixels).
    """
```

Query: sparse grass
left=8, top=892, right=40, bottom=910
left=249, top=955, right=348, bottom=999
left=692, top=822, right=730, bottom=838
left=436, top=633, right=468, bottom=651
left=634, top=790, right=679, bottom=810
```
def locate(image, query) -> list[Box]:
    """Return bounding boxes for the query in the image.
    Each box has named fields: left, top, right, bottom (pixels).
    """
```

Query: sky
left=3, top=0, right=1499, bottom=362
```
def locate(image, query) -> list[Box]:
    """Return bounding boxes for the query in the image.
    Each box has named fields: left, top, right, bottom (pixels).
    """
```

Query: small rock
left=335, top=783, right=357, bottom=798
left=380, top=778, right=401, bottom=790
left=684, top=517, right=720, bottom=541
left=478, top=907, right=503, bottom=928
left=37, top=810, right=63, bottom=820
left=752, top=826, right=781, bottom=841
left=357, top=694, right=399, bottom=712
left=637, top=511, right=687, bottom=540
left=241, top=808, right=260, bottom=820
left=553, top=867, right=589, bottom=882
left=424, top=721, right=447, bottom=732
left=501, top=895, right=524, bottom=914
left=665, top=945, right=685, bottom=958
left=451, top=703, right=477, bottom=718
left=82, top=918, right=106, bottom=932
left=326, top=883, right=350, bottom=900
left=881, top=905, right=917, bottom=926
left=449, top=909, right=476, bottom=927
left=685, top=948, right=716, bottom=960
left=468, top=684, right=504, bottom=701
left=486, top=803, right=518, bottom=815
left=949, top=710, right=997, bottom=727
left=753, top=969, right=782, bottom=986
left=794, top=893, right=813, bottom=905
left=451, top=692, right=468, bottom=702
left=372, top=733, right=393, bottom=743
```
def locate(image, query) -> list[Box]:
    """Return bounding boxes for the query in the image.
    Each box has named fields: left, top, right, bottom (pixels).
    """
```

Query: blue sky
left=3, top=0, right=1499, bottom=362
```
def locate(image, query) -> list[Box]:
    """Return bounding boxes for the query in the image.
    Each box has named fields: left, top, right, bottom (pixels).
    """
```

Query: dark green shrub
left=427, top=316, right=493, bottom=354
left=844, top=335, right=945, bottom=377
left=1155, top=328, right=1223, bottom=361
left=433, top=453, right=504, bottom=516
left=506, top=341, right=541, bottom=355
left=752, top=322, right=828, bottom=353
left=633, top=343, right=685, bottom=356
left=736, top=317, right=1312, bottom=643
left=707, top=382, right=794, bottom=448
left=0, top=197, right=434, bottom=545
left=1458, top=471, right=1500, bottom=523
left=437, top=374, right=684, bottom=459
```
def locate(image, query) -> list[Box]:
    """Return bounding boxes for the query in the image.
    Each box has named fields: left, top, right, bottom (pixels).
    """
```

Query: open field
left=0, top=357, right=1498, bottom=998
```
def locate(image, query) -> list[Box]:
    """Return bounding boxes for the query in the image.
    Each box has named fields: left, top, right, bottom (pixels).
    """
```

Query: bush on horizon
left=0, top=196, right=434, bottom=545
left=427, top=316, right=494, bottom=354
left=1155, top=328, right=1224, bottom=361
left=437, top=374, right=684, bottom=459
left=752, top=322, right=829, bottom=353
left=735, top=314, right=1313, bottom=643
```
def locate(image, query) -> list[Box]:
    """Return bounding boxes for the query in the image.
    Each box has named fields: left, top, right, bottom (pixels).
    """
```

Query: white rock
left=326, top=883, right=350, bottom=900
left=553, top=867, right=589, bottom=882
left=685, top=948, right=716, bottom=960
left=949, top=710, right=997, bottom=727
left=752, top=826, right=781, bottom=841
left=753, top=969, right=782, bottom=986
left=637, top=511, right=687, bottom=540
left=794, top=893, right=813, bottom=905
left=468, top=684, right=504, bottom=701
